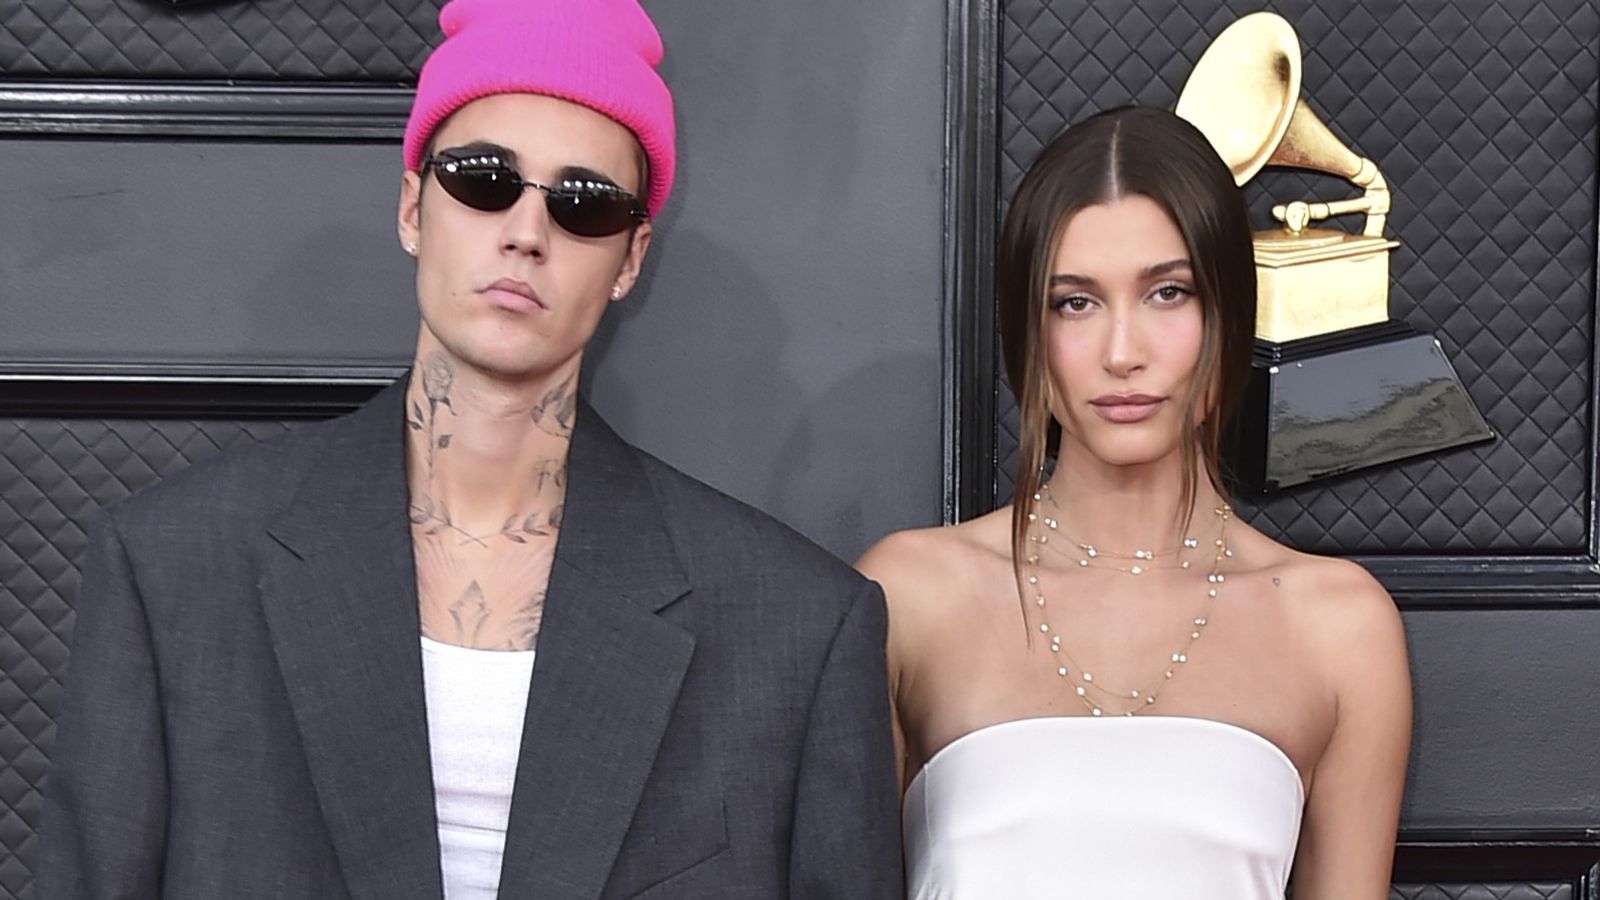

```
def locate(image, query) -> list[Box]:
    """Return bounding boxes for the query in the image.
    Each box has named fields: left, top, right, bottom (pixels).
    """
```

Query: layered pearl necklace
left=1024, top=484, right=1233, bottom=718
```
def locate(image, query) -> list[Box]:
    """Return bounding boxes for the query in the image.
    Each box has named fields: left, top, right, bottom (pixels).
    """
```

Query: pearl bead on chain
left=1026, top=487, right=1233, bottom=718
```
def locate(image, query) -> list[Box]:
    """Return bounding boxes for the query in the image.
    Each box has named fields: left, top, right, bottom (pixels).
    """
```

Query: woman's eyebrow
left=1140, top=259, right=1192, bottom=278
left=1049, top=259, right=1192, bottom=288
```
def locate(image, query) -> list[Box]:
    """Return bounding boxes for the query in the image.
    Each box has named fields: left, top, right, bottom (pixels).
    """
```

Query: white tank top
left=904, top=716, right=1305, bottom=899
left=420, top=636, right=537, bottom=900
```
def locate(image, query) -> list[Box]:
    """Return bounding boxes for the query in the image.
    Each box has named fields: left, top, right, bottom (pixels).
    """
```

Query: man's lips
left=481, top=277, right=545, bottom=312
left=1089, top=393, right=1165, bottom=423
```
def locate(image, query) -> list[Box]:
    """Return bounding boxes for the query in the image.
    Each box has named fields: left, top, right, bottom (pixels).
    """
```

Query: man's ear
left=398, top=169, right=424, bottom=255
left=610, top=222, right=654, bottom=302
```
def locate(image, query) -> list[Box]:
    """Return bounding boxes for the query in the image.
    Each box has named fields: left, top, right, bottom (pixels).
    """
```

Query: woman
left=858, top=107, right=1410, bottom=899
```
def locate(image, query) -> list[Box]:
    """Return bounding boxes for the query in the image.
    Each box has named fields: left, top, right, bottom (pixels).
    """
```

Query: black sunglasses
left=422, top=148, right=648, bottom=238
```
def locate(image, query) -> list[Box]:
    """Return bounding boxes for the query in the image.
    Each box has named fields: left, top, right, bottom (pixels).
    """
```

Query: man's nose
left=499, top=188, right=551, bottom=258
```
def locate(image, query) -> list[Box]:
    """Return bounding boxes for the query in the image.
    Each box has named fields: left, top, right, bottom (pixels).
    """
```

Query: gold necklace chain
left=1035, top=483, right=1233, bottom=574
left=1035, top=533, right=1196, bottom=575
left=1022, top=493, right=1233, bottom=718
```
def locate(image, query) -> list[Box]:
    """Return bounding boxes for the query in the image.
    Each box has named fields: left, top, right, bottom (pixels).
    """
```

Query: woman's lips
left=1089, top=394, right=1165, bottom=423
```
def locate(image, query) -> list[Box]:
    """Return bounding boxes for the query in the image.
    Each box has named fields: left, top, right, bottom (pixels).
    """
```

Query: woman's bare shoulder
left=857, top=507, right=1013, bottom=614
left=1247, top=533, right=1407, bottom=671
left=1272, top=546, right=1395, bottom=623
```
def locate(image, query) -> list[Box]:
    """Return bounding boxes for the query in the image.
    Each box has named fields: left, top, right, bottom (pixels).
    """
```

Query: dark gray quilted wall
left=0, top=419, right=297, bottom=897
left=0, top=0, right=443, bottom=80
left=996, top=0, right=1600, bottom=555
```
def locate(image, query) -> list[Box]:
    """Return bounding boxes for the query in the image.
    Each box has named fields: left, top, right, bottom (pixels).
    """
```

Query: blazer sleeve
left=788, top=580, right=904, bottom=899
left=35, top=513, right=168, bottom=899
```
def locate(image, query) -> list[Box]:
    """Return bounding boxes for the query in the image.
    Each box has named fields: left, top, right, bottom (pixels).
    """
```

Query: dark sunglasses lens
left=435, top=163, right=522, bottom=212
left=547, top=191, right=639, bottom=238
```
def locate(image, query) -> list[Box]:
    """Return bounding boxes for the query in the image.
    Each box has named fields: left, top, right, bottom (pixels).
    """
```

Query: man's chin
left=454, top=348, right=580, bottom=386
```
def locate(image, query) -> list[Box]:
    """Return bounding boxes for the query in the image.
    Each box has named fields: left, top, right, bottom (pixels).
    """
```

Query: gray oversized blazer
left=36, top=379, right=902, bottom=899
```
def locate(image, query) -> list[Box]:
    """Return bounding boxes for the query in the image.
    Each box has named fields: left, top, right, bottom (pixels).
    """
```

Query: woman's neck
left=403, top=347, right=578, bottom=544
left=1038, top=452, right=1222, bottom=555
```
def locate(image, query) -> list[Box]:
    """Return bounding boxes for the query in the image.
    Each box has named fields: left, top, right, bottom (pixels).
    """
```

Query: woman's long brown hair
left=997, top=107, right=1257, bottom=622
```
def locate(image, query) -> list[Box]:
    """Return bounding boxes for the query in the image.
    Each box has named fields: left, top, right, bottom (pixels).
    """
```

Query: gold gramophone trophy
left=1176, top=11, right=1492, bottom=492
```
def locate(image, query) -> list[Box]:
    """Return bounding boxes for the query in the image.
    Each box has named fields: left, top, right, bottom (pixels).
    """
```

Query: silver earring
left=405, top=242, right=418, bottom=255
left=611, top=284, right=623, bottom=300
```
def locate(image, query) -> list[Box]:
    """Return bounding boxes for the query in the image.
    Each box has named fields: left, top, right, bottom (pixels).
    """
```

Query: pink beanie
left=403, top=0, right=676, bottom=218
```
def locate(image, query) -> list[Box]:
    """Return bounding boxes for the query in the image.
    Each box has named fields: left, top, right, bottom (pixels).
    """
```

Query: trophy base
left=1226, top=321, right=1495, bottom=494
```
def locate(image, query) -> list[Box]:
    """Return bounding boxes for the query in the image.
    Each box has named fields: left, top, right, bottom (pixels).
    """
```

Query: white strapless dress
left=904, top=716, right=1305, bottom=899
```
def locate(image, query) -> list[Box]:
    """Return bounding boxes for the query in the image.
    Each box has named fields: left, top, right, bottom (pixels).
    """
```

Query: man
left=35, top=0, right=903, bottom=896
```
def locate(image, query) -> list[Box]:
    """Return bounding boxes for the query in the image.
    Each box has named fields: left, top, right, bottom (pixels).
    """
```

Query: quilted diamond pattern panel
left=0, top=418, right=297, bottom=899
left=995, top=0, right=1599, bottom=554
left=0, top=0, right=443, bottom=80
left=1390, top=883, right=1574, bottom=900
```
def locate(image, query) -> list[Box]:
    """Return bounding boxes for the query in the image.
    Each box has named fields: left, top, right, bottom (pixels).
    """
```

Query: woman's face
left=1044, top=194, right=1205, bottom=470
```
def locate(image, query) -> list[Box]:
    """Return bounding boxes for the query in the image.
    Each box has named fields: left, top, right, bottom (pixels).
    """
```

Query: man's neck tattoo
left=409, top=351, right=457, bottom=479
left=407, top=352, right=574, bottom=548
left=531, top=371, right=577, bottom=437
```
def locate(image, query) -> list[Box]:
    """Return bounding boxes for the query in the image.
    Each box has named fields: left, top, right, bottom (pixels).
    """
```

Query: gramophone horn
left=1177, top=11, right=1388, bottom=234
left=1273, top=99, right=1378, bottom=187
left=1175, top=11, right=1301, bottom=186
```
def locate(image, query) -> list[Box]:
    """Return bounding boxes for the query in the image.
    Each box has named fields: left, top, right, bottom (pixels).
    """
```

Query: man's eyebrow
left=557, top=165, right=624, bottom=187
left=440, top=140, right=518, bottom=163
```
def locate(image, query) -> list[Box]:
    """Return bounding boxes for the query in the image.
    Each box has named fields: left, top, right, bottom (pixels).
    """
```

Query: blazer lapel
left=260, top=379, right=445, bottom=900
left=496, top=400, right=695, bottom=899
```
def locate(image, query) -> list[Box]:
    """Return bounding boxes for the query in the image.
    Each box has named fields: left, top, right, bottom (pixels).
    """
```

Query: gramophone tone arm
left=1271, top=161, right=1390, bottom=236
left=1274, top=198, right=1375, bottom=232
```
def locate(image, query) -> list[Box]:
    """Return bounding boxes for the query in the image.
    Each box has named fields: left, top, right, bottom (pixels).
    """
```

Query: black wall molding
left=0, top=365, right=404, bottom=418
left=1371, top=560, right=1600, bottom=609
left=1588, top=170, right=1600, bottom=575
left=0, top=81, right=413, bottom=140
left=1393, top=829, right=1600, bottom=889
left=941, top=0, right=1000, bottom=526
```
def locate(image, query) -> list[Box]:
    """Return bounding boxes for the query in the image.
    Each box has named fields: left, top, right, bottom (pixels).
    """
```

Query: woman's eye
left=1152, top=284, right=1194, bottom=304
left=1050, top=295, right=1095, bottom=314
